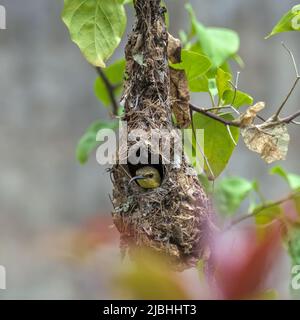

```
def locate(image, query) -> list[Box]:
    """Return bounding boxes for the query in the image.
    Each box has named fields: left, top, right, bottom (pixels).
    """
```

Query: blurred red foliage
left=209, top=222, right=283, bottom=299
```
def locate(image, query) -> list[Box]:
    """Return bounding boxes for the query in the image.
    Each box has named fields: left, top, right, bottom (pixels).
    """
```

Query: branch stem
left=274, top=43, right=300, bottom=119
left=229, top=190, right=300, bottom=228
left=96, top=67, right=119, bottom=116
left=281, top=110, right=300, bottom=124
left=274, top=77, right=300, bottom=119
left=189, top=103, right=240, bottom=127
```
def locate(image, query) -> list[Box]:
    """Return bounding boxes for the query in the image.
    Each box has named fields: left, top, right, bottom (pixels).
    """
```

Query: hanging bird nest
left=111, top=0, right=212, bottom=271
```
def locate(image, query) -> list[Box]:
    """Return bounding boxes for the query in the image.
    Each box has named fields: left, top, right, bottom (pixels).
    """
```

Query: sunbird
left=129, top=166, right=162, bottom=189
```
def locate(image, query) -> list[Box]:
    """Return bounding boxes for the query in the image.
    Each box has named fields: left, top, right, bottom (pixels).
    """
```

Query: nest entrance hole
left=127, top=150, right=166, bottom=185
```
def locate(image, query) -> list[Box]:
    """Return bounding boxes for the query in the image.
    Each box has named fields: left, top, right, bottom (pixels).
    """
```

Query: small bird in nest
left=129, top=166, right=162, bottom=189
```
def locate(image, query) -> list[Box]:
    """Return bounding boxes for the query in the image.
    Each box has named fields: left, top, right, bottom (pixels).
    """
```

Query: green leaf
left=232, top=54, right=245, bottom=68
left=270, top=166, right=300, bottom=191
left=208, top=78, right=218, bottom=97
left=215, top=177, right=255, bottom=215
left=76, top=120, right=118, bottom=164
left=266, top=4, right=300, bottom=39
left=186, top=4, right=240, bottom=68
left=248, top=181, right=260, bottom=213
left=203, top=28, right=239, bottom=68
left=62, top=0, right=127, bottom=67
left=222, top=89, right=254, bottom=108
left=293, top=192, right=300, bottom=215
left=171, top=49, right=212, bottom=81
left=94, top=59, right=126, bottom=106
left=198, top=174, right=214, bottom=194
left=189, top=75, right=209, bottom=92
left=192, top=113, right=239, bottom=179
left=270, top=166, right=300, bottom=215
left=255, top=204, right=282, bottom=226
left=189, top=42, right=204, bottom=55
left=216, top=68, right=232, bottom=99
left=219, top=62, right=233, bottom=75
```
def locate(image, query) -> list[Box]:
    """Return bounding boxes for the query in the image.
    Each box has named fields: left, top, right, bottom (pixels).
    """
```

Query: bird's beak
left=129, top=175, right=145, bottom=184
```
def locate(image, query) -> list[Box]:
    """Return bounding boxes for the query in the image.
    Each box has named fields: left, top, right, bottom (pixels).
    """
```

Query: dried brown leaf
left=241, top=120, right=290, bottom=163
left=239, top=102, right=266, bottom=128
left=167, top=33, right=182, bottom=64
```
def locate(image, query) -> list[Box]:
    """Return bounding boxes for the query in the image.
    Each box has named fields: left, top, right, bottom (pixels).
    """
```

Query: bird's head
left=129, top=166, right=162, bottom=189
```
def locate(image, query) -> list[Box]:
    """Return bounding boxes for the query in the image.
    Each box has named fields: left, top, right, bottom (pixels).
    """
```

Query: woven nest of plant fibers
left=110, top=0, right=212, bottom=271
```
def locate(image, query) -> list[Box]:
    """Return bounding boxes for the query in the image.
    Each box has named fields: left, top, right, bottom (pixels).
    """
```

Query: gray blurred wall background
left=0, top=0, right=299, bottom=299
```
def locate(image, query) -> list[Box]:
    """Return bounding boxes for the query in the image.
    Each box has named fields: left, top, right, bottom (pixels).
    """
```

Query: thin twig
left=281, top=110, right=300, bottom=124
left=96, top=67, right=119, bottom=116
left=282, top=42, right=299, bottom=78
left=228, top=71, right=241, bottom=115
left=256, top=115, right=267, bottom=122
left=209, top=91, right=216, bottom=107
left=204, top=106, right=234, bottom=112
left=275, top=78, right=300, bottom=119
left=189, top=102, right=298, bottom=128
left=196, top=105, right=265, bottom=122
left=189, top=103, right=240, bottom=127
left=228, top=190, right=300, bottom=229
left=274, top=43, right=300, bottom=119
left=226, top=125, right=237, bottom=146
left=292, top=120, right=300, bottom=125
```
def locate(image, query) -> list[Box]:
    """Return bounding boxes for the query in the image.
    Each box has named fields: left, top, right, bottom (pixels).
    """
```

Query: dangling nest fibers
left=111, top=0, right=212, bottom=271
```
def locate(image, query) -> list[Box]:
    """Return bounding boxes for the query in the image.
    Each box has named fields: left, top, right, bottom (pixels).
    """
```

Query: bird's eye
left=148, top=174, right=154, bottom=178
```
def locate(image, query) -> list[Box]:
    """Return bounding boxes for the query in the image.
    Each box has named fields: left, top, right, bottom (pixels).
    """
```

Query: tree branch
left=228, top=190, right=300, bottom=229
left=228, top=71, right=241, bottom=115
left=96, top=67, right=119, bottom=116
left=274, top=77, right=300, bottom=119
left=281, top=110, right=300, bottom=124
left=274, top=43, right=300, bottom=119
left=189, top=103, right=240, bottom=127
